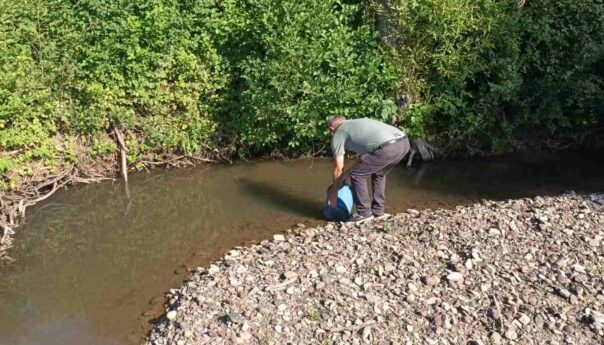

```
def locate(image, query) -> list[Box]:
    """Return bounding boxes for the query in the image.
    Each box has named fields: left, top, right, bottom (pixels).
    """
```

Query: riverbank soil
left=146, top=194, right=604, bottom=345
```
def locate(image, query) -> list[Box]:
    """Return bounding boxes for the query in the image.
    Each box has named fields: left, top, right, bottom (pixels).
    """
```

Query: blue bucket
left=323, top=183, right=354, bottom=221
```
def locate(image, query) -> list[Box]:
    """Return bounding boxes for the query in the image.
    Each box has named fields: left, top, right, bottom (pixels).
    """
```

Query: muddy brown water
left=1, top=152, right=603, bottom=345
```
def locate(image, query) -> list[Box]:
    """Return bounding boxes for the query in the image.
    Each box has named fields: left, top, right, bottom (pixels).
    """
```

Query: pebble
left=166, top=310, right=177, bottom=321
left=273, top=234, right=285, bottom=241
left=425, top=297, right=438, bottom=305
left=505, top=329, right=518, bottom=340
left=450, top=253, right=460, bottom=263
left=490, top=332, right=502, bottom=345
left=384, top=263, right=396, bottom=273
left=283, top=271, right=298, bottom=279
left=145, top=195, right=604, bottom=345
left=424, top=337, right=437, bottom=345
left=238, top=332, right=251, bottom=341
left=587, top=309, right=604, bottom=324
left=422, top=275, right=440, bottom=286
left=472, top=251, right=482, bottom=262
left=571, top=264, right=586, bottom=273
left=558, top=288, right=571, bottom=298
left=447, top=272, right=463, bottom=282
left=361, top=326, right=372, bottom=340
left=489, top=228, right=502, bottom=236
left=519, top=314, right=531, bottom=326
left=535, top=314, right=545, bottom=329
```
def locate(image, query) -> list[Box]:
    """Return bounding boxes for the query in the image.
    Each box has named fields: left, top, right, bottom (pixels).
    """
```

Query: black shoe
left=346, top=213, right=375, bottom=224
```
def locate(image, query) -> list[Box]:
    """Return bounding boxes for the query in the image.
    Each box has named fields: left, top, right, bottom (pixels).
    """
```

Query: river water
left=1, top=152, right=603, bottom=345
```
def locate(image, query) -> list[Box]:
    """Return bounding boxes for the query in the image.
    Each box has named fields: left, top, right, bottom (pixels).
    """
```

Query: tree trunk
left=413, top=138, right=434, bottom=161
left=375, top=0, right=395, bottom=48
left=375, top=0, right=435, bottom=162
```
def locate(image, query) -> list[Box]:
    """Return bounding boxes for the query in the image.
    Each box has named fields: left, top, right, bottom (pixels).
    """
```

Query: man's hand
left=329, top=188, right=338, bottom=207
left=329, top=156, right=345, bottom=207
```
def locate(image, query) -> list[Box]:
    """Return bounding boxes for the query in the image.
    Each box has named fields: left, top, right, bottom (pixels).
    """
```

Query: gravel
left=146, top=193, right=604, bottom=344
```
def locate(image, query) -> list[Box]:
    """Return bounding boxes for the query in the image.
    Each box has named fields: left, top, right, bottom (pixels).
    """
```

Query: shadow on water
left=238, top=178, right=323, bottom=219
left=392, top=150, right=604, bottom=201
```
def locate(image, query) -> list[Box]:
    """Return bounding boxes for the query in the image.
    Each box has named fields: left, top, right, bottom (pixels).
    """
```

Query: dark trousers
left=348, top=138, right=410, bottom=216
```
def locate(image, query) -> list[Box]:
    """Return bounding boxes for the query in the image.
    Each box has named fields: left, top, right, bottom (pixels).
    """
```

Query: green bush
left=68, top=0, right=228, bottom=153
left=0, top=0, right=227, bottom=165
left=382, top=0, right=603, bottom=154
left=0, top=1, right=65, bottom=161
left=381, top=0, right=524, bottom=152
left=1, top=0, right=602, bottom=179
left=517, top=0, right=604, bottom=143
left=198, top=0, right=398, bottom=156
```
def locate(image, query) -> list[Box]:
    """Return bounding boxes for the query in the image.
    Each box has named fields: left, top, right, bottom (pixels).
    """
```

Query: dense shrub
left=196, top=0, right=398, bottom=156
left=69, top=0, right=228, bottom=153
left=0, top=0, right=71, bottom=164
left=0, top=0, right=227, bottom=169
left=517, top=0, right=604, bottom=144
left=1, top=0, right=602, bottom=180
left=381, top=0, right=604, bottom=154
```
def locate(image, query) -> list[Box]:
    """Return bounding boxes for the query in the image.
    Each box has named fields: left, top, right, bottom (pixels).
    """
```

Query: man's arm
left=329, top=155, right=345, bottom=207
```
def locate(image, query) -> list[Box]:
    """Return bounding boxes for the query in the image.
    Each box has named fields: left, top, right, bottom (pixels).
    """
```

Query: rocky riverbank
left=146, top=194, right=604, bottom=345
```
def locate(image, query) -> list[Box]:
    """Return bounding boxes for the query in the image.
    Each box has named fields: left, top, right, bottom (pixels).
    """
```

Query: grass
left=309, top=307, right=320, bottom=322
left=259, top=334, right=272, bottom=345
left=380, top=222, right=395, bottom=234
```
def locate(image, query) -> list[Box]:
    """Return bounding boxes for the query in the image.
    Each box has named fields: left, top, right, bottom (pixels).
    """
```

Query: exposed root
left=140, top=155, right=218, bottom=168
left=0, top=165, right=111, bottom=263
left=412, top=138, right=435, bottom=161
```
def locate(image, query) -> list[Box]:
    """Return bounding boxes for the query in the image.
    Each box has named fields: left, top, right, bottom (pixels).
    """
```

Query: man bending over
left=327, top=116, right=410, bottom=224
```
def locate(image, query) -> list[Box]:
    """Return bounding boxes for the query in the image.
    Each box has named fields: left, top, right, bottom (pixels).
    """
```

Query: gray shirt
left=331, top=118, right=405, bottom=158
